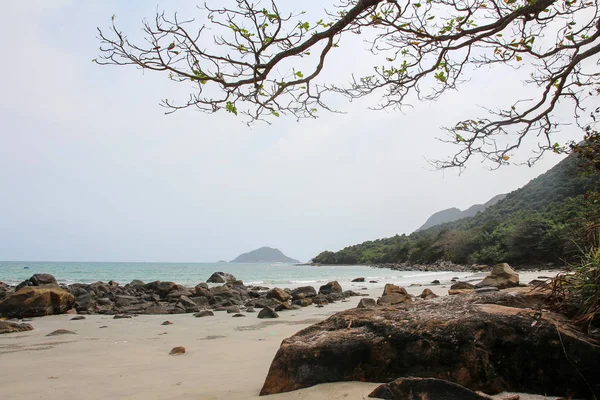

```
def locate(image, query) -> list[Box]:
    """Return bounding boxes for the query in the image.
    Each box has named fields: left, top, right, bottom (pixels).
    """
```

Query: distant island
left=230, top=247, right=300, bottom=263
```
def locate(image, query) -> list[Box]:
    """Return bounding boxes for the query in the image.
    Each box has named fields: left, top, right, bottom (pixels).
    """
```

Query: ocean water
left=0, top=261, right=472, bottom=289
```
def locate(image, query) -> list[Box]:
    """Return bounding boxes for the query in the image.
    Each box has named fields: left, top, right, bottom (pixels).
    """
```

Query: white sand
left=0, top=271, right=560, bottom=400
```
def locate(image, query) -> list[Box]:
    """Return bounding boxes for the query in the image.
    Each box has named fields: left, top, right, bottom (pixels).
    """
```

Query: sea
left=0, top=261, right=473, bottom=289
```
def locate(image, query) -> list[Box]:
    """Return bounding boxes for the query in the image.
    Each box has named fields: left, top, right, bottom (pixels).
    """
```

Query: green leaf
left=272, top=110, right=280, bottom=117
left=225, top=101, right=238, bottom=116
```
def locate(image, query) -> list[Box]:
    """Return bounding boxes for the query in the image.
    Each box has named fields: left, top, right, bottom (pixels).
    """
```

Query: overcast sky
left=0, top=1, right=580, bottom=263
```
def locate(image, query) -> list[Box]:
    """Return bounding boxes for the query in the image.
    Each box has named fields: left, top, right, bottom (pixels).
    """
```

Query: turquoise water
left=0, top=261, right=470, bottom=289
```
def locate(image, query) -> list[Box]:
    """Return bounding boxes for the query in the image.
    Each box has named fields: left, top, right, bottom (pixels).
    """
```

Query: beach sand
left=0, top=271, right=560, bottom=400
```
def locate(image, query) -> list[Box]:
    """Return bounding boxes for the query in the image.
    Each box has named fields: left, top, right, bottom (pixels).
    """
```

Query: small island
left=230, top=246, right=300, bottom=263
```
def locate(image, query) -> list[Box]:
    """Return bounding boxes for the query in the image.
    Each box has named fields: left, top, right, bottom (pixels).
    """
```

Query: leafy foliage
left=313, top=154, right=598, bottom=266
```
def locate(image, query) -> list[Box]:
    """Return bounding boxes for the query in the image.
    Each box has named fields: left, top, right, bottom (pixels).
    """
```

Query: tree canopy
left=96, top=0, right=600, bottom=168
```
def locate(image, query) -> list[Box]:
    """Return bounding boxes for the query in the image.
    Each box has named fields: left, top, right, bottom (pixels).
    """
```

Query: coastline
left=0, top=270, right=562, bottom=399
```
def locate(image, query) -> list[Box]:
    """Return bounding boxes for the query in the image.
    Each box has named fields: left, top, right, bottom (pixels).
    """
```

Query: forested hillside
left=313, top=155, right=598, bottom=266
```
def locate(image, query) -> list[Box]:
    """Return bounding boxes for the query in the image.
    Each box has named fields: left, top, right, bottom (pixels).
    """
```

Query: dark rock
left=257, top=307, right=278, bottom=319
left=274, top=303, right=292, bottom=312
left=266, top=288, right=291, bottom=303
left=357, top=298, right=377, bottom=308
left=368, top=377, right=488, bottom=399
left=318, top=281, right=342, bottom=295
left=476, top=263, right=519, bottom=289
left=292, top=299, right=312, bottom=307
left=0, top=320, right=34, bottom=334
left=46, top=329, right=76, bottom=336
left=351, top=277, right=365, bottom=282
left=312, top=296, right=329, bottom=306
left=162, top=320, right=173, bottom=325
left=369, top=280, right=378, bottom=283
left=419, top=288, right=439, bottom=299
left=195, top=282, right=211, bottom=297
left=194, top=310, right=214, bottom=317
left=70, top=316, right=86, bottom=320
left=245, top=307, right=256, bottom=313
left=259, top=291, right=600, bottom=398
left=143, top=304, right=171, bottom=314
left=129, top=279, right=145, bottom=287
left=226, top=306, right=241, bottom=314
left=451, top=282, right=475, bottom=290
left=167, top=289, right=193, bottom=300
left=177, top=296, right=199, bottom=312
left=206, top=272, right=237, bottom=284
left=291, top=286, right=317, bottom=300
left=232, top=313, right=246, bottom=318
left=431, top=280, right=440, bottom=285
left=475, top=287, right=499, bottom=293
left=113, top=314, right=132, bottom=319
left=15, top=274, right=58, bottom=291
left=143, top=281, right=178, bottom=298
left=0, top=285, right=75, bottom=318
left=529, top=279, right=548, bottom=286
left=169, top=346, right=185, bottom=356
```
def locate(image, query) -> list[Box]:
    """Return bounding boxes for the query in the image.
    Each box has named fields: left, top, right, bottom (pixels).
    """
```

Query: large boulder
left=266, top=288, right=291, bottom=303
left=291, top=286, right=317, bottom=300
left=259, top=291, right=600, bottom=398
left=369, top=377, right=489, bottom=400
left=318, top=281, right=342, bottom=295
left=15, top=274, right=58, bottom=291
left=476, top=263, right=519, bottom=289
left=206, top=272, right=237, bottom=284
left=0, top=285, right=76, bottom=318
left=377, top=284, right=412, bottom=306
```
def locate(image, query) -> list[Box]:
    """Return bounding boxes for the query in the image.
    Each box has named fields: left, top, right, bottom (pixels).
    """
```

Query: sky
left=0, top=1, right=582, bottom=263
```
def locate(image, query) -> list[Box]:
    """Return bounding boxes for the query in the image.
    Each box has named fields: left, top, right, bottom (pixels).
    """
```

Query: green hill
left=231, top=247, right=300, bottom=263
left=313, top=155, right=597, bottom=266
left=415, top=193, right=507, bottom=231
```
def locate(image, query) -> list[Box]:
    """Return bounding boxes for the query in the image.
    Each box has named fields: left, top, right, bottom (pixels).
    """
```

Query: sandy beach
left=0, top=271, right=561, bottom=400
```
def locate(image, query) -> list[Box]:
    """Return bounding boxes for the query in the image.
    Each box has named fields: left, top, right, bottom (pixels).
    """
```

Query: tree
left=96, top=0, right=600, bottom=168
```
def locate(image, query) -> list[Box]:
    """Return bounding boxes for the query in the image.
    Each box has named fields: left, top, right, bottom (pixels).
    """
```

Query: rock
left=368, top=377, right=489, bottom=399
left=259, top=291, right=600, bottom=398
left=451, top=282, right=475, bottom=290
left=46, top=329, right=76, bottom=336
left=292, top=299, right=312, bottom=307
left=169, top=346, right=185, bottom=356
left=528, top=279, right=548, bottom=286
left=357, top=298, right=377, bottom=309
left=274, top=303, right=291, bottom=312
left=266, top=288, right=291, bottom=303
left=245, top=307, right=256, bottom=313
left=420, top=288, right=438, bottom=299
left=143, top=281, right=179, bottom=298
left=161, top=321, right=173, bottom=325
left=312, top=296, right=329, bottom=306
left=177, top=296, right=199, bottom=312
left=291, top=286, right=317, bottom=300
left=448, top=289, right=475, bottom=296
left=194, top=310, right=214, bottom=317
left=0, top=320, right=34, bottom=334
left=431, top=280, right=440, bottom=285
left=195, top=283, right=212, bottom=297
left=226, top=306, right=241, bottom=314
left=15, top=274, right=58, bottom=291
left=129, top=279, right=145, bottom=287
left=351, top=277, right=365, bottom=282
left=0, top=285, right=76, bottom=318
left=369, top=280, right=378, bottom=283
left=70, top=316, right=86, bottom=320
left=113, top=314, right=132, bottom=319
left=232, top=313, right=246, bottom=318
left=318, top=281, right=342, bottom=295
left=206, top=272, right=237, bottom=284
left=476, top=287, right=499, bottom=294
left=377, top=284, right=411, bottom=306
left=257, top=307, right=278, bottom=319
left=476, top=263, right=519, bottom=289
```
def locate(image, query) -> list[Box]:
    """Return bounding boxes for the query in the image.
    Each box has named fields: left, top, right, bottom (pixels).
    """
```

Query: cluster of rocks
left=0, top=272, right=361, bottom=321
left=370, top=260, right=489, bottom=272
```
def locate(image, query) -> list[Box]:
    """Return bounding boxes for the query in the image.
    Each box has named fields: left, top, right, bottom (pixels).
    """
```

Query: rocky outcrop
left=476, top=263, right=519, bottom=289
left=0, top=285, right=75, bottom=318
left=206, top=272, right=237, bottom=283
left=260, top=290, right=600, bottom=398
left=15, top=274, right=58, bottom=291
left=368, top=377, right=488, bottom=400
left=377, top=284, right=412, bottom=306
left=0, top=320, right=34, bottom=334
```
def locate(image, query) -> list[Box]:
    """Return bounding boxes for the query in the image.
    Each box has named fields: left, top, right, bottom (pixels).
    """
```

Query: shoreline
left=0, top=269, right=562, bottom=400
